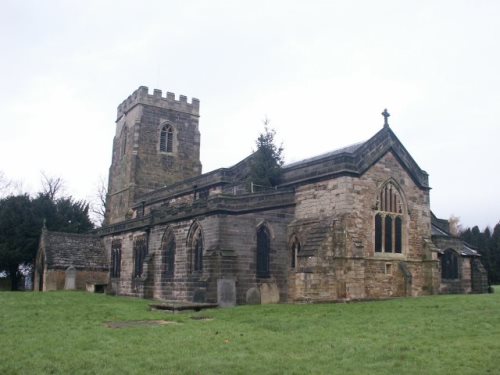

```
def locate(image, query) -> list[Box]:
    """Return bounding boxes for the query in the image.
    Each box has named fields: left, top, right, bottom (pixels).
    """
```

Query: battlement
left=117, top=86, right=200, bottom=119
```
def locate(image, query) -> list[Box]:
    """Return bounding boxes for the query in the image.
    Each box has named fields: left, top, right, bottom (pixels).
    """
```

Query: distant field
left=1, top=290, right=499, bottom=374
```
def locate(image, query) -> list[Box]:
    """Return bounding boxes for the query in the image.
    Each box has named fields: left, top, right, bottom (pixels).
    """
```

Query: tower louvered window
left=374, top=182, right=404, bottom=254
left=160, top=125, right=174, bottom=153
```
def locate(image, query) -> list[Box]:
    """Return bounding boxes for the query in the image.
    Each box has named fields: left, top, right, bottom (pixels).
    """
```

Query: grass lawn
left=1, top=290, right=500, bottom=374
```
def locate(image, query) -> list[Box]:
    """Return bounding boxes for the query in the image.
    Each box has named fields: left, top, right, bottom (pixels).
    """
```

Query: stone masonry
left=96, top=87, right=488, bottom=305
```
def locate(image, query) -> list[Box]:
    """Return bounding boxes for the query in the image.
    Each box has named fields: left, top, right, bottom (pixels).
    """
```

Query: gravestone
left=246, top=287, right=261, bottom=304
left=217, top=278, right=236, bottom=307
left=260, top=282, right=280, bottom=304
left=193, top=288, right=206, bottom=303
left=64, top=266, right=76, bottom=290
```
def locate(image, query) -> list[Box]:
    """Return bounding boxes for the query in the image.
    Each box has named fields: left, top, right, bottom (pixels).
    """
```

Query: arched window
left=290, top=236, right=301, bottom=269
left=111, top=240, right=122, bottom=278
left=160, top=124, right=174, bottom=153
left=161, top=229, right=176, bottom=278
left=133, top=235, right=148, bottom=278
left=257, top=225, right=271, bottom=278
left=187, top=223, right=203, bottom=273
left=374, top=182, right=404, bottom=254
left=441, top=249, right=458, bottom=279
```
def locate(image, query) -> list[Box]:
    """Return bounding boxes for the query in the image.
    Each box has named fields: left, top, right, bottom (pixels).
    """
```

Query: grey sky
left=1, top=0, right=499, bottom=229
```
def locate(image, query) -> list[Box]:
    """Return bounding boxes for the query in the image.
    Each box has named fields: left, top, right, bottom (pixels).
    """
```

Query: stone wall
left=106, top=87, right=202, bottom=224
left=105, top=202, right=293, bottom=304
left=41, top=269, right=108, bottom=291
left=288, top=151, right=438, bottom=302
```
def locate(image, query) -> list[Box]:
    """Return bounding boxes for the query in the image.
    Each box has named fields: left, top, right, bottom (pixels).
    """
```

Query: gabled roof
left=281, top=125, right=429, bottom=189
left=430, top=213, right=480, bottom=257
left=134, top=124, right=428, bottom=208
left=40, top=230, right=108, bottom=271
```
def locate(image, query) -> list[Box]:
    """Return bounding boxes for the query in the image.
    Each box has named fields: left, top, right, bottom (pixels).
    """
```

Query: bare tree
left=0, top=171, right=11, bottom=197
left=40, top=172, right=65, bottom=200
left=90, top=176, right=107, bottom=227
left=0, top=171, right=23, bottom=198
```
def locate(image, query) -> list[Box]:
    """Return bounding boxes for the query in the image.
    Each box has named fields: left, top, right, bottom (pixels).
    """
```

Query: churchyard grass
left=1, top=291, right=499, bottom=374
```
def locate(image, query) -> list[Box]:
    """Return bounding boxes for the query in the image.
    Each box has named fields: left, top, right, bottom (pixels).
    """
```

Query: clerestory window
left=160, top=125, right=174, bottom=153
left=374, top=182, right=404, bottom=254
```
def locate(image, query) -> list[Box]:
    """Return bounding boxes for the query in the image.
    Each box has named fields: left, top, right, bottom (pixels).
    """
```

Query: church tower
left=105, top=86, right=202, bottom=224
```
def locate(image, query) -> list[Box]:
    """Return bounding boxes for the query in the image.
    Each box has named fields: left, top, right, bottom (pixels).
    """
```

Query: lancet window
left=290, top=236, right=301, bottom=269
left=257, top=225, right=271, bottom=278
left=111, top=240, right=122, bottom=278
left=188, top=223, right=203, bottom=273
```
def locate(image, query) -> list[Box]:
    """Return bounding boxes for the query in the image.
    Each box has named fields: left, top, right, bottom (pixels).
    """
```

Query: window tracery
left=375, top=182, right=405, bottom=254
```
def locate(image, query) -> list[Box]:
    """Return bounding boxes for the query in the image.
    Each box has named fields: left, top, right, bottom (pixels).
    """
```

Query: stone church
left=35, top=86, right=489, bottom=303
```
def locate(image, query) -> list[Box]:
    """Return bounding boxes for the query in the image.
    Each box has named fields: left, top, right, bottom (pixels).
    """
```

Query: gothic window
left=257, top=225, right=271, bottom=278
left=133, top=235, right=148, bottom=278
left=290, top=236, right=301, bottom=269
left=111, top=240, right=122, bottom=278
left=161, top=229, right=176, bottom=278
left=160, top=124, right=174, bottom=153
left=374, top=182, right=404, bottom=254
left=441, top=249, right=459, bottom=279
left=188, top=223, right=203, bottom=273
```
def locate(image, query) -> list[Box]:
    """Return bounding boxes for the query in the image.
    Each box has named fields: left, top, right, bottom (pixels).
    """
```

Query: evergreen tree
left=0, top=195, right=39, bottom=290
left=248, top=120, right=284, bottom=190
left=489, top=223, right=500, bottom=284
left=460, top=223, right=500, bottom=284
left=0, top=192, right=93, bottom=290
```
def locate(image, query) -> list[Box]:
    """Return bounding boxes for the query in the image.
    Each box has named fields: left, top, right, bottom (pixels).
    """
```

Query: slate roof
left=430, top=213, right=480, bottom=257
left=41, top=230, right=108, bottom=271
left=280, top=125, right=429, bottom=189
left=135, top=125, right=428, bottom=208
left=285, top=141, right=365, bottom=168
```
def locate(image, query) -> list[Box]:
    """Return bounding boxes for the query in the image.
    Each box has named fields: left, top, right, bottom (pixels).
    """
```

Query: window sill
left=373, top=252, right=405, bottom=260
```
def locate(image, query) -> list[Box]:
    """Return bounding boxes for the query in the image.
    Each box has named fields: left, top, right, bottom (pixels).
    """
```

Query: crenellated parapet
left=117, top=86, right=200, bottom=119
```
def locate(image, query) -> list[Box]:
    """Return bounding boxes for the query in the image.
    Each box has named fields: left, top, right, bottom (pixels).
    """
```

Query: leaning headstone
left=64, top=266, right=76, bottom=290
left=260, top=282, right=280, bottom=304
left=217, top=278, right=236, bottom=307
left=246, top=287, right=261, bottom=304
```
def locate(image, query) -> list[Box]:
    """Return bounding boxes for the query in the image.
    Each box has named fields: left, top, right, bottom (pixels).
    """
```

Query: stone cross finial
left=382, top=108, right=390, bottom=127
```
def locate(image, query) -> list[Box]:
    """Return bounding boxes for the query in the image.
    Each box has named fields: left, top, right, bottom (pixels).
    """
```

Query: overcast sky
left=1, top=0, right=499, bottom=229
